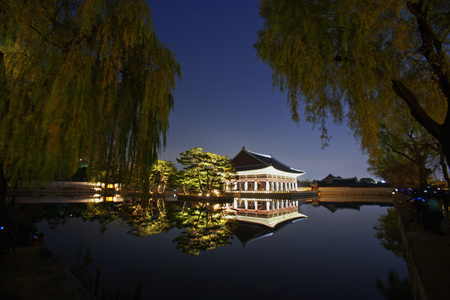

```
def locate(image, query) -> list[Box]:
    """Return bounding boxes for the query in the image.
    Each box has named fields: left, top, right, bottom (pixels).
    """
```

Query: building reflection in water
left=8, top=195, right=309, bottom=249
left=310, top=196, right=393, bottom=212
left=223, top=198, right=308, bottom=246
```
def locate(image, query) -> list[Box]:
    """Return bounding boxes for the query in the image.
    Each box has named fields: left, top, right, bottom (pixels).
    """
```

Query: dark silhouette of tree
left=376, top=270, right=412, bottom=300
left=374, top=208, right=406, bottom=260
left=368, top=119, right=440, bottom=188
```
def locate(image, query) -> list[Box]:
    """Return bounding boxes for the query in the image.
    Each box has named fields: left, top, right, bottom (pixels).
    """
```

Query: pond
left=8, top=195, right=410, bottom=300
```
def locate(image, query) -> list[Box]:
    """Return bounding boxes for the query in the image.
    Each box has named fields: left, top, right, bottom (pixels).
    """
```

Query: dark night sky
left=147, top=0, right=374, bottom=181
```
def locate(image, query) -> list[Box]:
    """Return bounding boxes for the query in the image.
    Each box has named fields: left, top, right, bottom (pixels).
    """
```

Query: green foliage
left=173, top=204, right=237, bottom=256
left=0, top=0, right=181, bottom=191
left=255, top=0, right=450, bottom=165
left=374, top=208, right=406, bottom=260
left=116, top=199, right=175, bottom=237
left=149, top=160, right=178, bottom=194
left=376, top=270, right=412, bottom=300
left=177, top=147, right=236, bottom=195
left=368, top=110, right=441, bottom=188
left=177, top=168, right=200, bottom=195
left=81, top=199, right=176, bottom=236
left=81, top=202, right=119, bottom=234
left=369, top=154, right=423, bottom=188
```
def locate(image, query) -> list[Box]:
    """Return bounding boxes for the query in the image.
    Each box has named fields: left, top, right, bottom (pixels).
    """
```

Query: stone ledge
left=0, top=246, right=96, bottom=300
left=394, top=194, right=450, bottom=300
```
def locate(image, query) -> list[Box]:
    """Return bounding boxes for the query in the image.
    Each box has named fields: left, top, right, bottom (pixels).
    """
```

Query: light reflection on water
left=14, top=196, right=408, bottom=299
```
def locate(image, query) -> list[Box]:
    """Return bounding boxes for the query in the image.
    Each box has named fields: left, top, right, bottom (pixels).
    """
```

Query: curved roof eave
left=245, top=149, right=304, bottom=174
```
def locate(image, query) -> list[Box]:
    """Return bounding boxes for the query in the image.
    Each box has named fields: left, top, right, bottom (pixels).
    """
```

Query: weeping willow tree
left=367, top=108, right=442, bottom=188
left=255, top=0, right=450, bottom=170
left=0, top=0, right=180, bottom=195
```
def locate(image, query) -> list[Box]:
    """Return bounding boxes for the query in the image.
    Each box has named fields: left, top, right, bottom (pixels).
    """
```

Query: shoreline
left=394, top=194, right=450, bottom=300
left=2, top=193, right=449, bottom=299
left=0, top=246, right=95, bottom=300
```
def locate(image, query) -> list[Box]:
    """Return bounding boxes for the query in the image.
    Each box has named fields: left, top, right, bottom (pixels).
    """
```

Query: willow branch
left=392, top=79, right=443, bottom=139
left=407, top=1, right=450, bottom=103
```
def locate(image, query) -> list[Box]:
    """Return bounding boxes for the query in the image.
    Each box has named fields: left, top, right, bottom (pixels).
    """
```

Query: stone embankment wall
left=8, top=181, right=98, bottom=194
left=394, top=193, right=450, bottom=300
left=394, top=194, right=427, bottom=300
left=318, top=187, right=394, bottom=196
left=233, top=191, right=319, bottom=199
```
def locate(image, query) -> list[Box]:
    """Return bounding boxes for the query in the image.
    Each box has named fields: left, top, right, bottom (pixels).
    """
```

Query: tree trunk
left=0, top=162, right=7, bottom=201
left=0, top=169, right=6, bottom=196
left=0, top=53, right=7, bottom=205
left=440, top=141, right=450, bottom=184
left=392, top=3, right=450, bottom=171
left=393, top=79, right=450, bottom=174
left=0, top=165, right=7, bottom=223
left=438, top=147, right=450, bottom=186
left=196, top=169, right=203, bottom=195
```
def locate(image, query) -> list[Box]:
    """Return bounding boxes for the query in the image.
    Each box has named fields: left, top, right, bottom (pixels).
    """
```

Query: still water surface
left=21, top=196, right=408, bottom=300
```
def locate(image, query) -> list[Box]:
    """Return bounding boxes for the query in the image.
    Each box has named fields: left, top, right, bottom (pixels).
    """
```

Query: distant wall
left=318, top=187, right=394, bottom=196
left=10, top=181, right=97, bottom=194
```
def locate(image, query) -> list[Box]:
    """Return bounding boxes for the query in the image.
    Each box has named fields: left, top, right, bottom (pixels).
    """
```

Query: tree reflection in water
left=117, top=198, right=175, bottom=237
left=71, top=244, right=142, bottom=300
left=376, top=270, right=412, bottom=300
left=173, top=202, right=238, bottom=256
left=374, top=207, right=406, bottom=260
left=82, top=202, right=119, bottom=234
left=374, top=208, right=412, bottom=299
left=76, top=198, right=238, bottom=255
left=79, top=198, right=176, bottom=237
left=7, top=198, right=412, bottom=298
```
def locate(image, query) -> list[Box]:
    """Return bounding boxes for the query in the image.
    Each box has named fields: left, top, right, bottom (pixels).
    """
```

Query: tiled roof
left=231, top=147, right=305, bottom=174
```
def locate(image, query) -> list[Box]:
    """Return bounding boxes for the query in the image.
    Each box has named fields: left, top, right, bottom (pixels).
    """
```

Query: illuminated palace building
left=230, top=147, right=305, bottom=192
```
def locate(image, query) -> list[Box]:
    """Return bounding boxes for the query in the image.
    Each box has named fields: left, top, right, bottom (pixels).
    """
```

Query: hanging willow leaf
left=0, top=0, right=181, bottom=193
left=255, top=0, right=450, bottom=168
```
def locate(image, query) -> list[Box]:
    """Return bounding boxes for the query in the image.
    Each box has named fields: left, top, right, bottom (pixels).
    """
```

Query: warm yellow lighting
left=106, top=196, right=113, bottom=201
left=107, top=184, right=114, bottom=189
